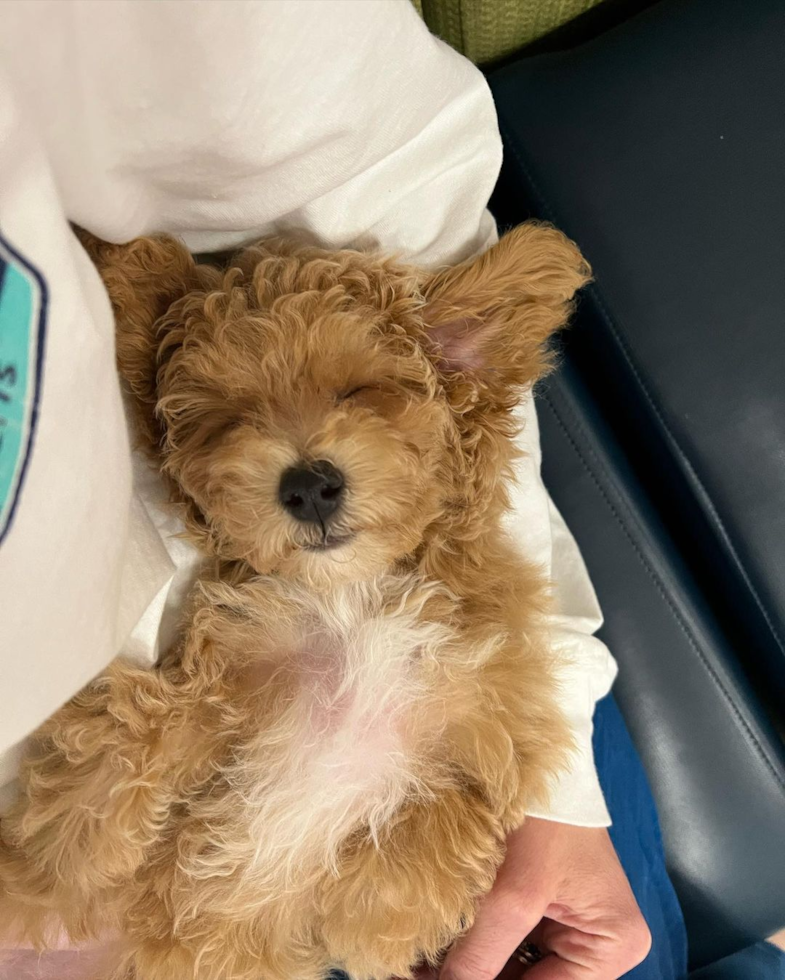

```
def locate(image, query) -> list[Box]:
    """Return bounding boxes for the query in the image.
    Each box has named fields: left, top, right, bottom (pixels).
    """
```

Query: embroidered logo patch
left=0, top=234, right=47, bottom=545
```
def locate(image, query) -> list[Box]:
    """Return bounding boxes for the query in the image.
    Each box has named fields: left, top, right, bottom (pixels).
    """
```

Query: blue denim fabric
left=592, top=695, right=688, bottom=979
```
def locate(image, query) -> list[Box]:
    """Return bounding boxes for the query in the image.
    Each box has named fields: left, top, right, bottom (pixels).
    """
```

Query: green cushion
left=419, top=0, right=604, bottom=64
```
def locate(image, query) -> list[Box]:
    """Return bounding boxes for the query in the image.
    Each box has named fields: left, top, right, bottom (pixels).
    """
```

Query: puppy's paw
left=0, top=661, right=182, bottom=916
left=320, top=788, right=503, bottom=978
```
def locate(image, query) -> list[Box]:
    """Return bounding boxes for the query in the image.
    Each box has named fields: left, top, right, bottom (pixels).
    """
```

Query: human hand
left=437, top=818, right=651, bottom=980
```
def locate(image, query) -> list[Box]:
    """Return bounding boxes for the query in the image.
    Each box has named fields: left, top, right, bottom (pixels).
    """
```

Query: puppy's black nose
left=278, top=460, right=345, bottom=525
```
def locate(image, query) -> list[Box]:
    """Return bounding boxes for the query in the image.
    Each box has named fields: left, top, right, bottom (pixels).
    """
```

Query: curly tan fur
left=1, top=224, right=590, bottom=980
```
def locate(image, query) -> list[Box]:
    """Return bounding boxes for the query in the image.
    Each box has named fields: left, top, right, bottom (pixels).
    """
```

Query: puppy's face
left=97, top=225, right=589, bottom=586
left=160, top=287, right=451, bottom=585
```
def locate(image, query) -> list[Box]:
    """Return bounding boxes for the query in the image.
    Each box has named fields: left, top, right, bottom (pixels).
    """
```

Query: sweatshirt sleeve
left=504, top=397, right=617, bottom=826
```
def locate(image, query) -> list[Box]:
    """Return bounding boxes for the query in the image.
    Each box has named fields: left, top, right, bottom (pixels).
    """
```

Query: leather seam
left=541, top=391, right=785, bottom=797
left=498, top=116, right=785, bottom=664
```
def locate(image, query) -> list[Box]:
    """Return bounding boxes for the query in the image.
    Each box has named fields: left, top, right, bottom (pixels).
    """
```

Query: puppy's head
left=88, top=224, right=588, bottom=587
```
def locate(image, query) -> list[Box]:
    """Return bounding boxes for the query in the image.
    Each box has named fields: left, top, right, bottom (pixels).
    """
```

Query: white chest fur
left=215, top=576, right=459, bottom=892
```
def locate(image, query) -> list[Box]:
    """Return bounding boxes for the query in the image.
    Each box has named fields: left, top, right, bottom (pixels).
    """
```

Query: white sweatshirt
left=0, top=0, right=616, bottom=825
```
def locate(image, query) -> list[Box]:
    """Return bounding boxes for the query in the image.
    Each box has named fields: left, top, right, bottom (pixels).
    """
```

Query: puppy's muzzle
left=279, top=460, right=345, bottom=526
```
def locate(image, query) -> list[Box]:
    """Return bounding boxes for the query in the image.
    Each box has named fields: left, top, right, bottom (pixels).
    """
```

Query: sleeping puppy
left=0, top=223, right=589, bottom=980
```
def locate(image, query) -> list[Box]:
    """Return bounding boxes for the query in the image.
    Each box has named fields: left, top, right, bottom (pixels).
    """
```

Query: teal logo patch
left=0, top=234, right=47, bottom=545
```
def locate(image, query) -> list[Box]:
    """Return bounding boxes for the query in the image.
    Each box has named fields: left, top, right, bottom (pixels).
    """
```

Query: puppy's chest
left=246, top=580, right=453, bottom=749
left=221, top=579, right=458, bottom=876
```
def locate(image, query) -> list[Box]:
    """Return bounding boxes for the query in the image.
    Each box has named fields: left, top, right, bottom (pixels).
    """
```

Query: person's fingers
left=439, top=887, right=550, bottom=980
left=524, top=950, right=644, bottom=980
left=440, top=822, right=650, bottom=980
left=526, top=915, right=652, bottom=980
left=522, top=953, right=586, bottom=978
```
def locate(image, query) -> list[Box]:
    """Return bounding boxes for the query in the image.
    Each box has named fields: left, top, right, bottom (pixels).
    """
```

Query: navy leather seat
left=487, top=0, right=785, bottom=968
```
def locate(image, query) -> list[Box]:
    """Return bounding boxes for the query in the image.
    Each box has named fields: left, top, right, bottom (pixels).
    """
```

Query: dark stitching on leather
left=540, top=390, right=785, bottom=797
left=585, top=286, right=785, bottom=659
left=498, top=117, right=785, bottom=663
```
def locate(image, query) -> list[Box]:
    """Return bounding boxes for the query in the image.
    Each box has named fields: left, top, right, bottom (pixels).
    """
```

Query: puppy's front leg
left=0, top=659, right=199, bottom=940
left=320, top=786, right=504, bottom=980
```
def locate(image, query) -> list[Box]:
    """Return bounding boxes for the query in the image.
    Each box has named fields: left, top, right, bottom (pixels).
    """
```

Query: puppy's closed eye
left=338, top=385, right=375, bottom=401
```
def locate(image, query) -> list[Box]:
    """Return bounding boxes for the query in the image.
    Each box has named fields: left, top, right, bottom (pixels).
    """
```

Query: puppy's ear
left=78, top=230, right=209, bottom=452
left=422, top=222, right=590, bottom=400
